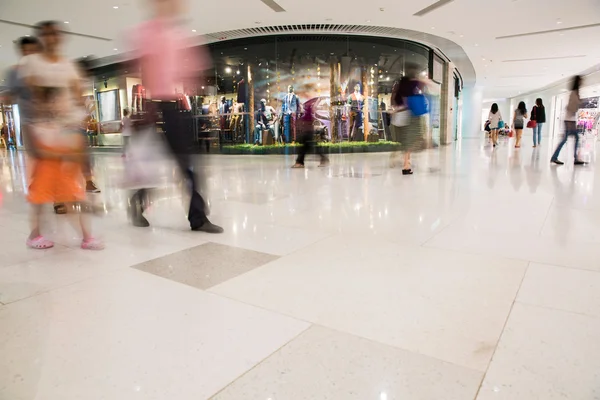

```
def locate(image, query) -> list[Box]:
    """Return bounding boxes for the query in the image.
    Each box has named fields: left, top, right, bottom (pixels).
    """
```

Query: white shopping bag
left=123, top=127, right=173, bottom=189
left=390, top=109, right=410, bottom=127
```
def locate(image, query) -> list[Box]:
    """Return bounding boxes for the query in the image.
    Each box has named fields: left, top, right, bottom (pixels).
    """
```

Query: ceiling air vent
left=260, top=0, right=286, bottom=12
left=496, top=23, right=600, bottom=39
left=413, top=0, right=455, bottom=16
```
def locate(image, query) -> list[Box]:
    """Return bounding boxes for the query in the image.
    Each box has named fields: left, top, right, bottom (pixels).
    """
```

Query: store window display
left=347, top=84, right=364, bottom=141
left=254, top=99, right=277, bottom=145
left=281, top=85, right=301, bottom=142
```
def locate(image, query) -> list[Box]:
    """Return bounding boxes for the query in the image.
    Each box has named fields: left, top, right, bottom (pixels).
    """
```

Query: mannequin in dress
left=347, top=84, right=364, bottom=141
left=281, top=85, right=301, bottom=142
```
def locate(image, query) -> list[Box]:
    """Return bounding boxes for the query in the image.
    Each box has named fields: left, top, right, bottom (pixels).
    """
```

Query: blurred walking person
left=6, top=36, right=40, bottom=150
left=128, top=0, right=222, bottom=233
left=487, top=103, right=503, bottom=148
left=389, top=65, right=430, bottom=174
left=291, top=100, right=329, bottom=168
left=530, top=98, right=545, bottom=148
left=512, top=101, right=527, bottom=148
left=20, top=21, right=103, bottom=249
left=551, top=76, right=585, bottom=165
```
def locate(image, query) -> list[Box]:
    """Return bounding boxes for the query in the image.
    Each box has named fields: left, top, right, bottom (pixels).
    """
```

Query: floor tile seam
left=0, top=247, right=77, bottom=271
left=1, top=264, right=130, bottom=306
left=472, top=261, right=530, bottom=400
left=419, top=220, right=453, bottom=248
left=308, top=322, right=486, bottom=375
left=205, top=289, right=494, bottom=374
left=210, top=230, right=336, bottom=258
left=421, top=242, right=533, bottom=267
left=206, top=324, right=313, bottom=399
left=525, top=260, right=600, bottom=274
left=537, top=196, right=554, bottom=237
left=513, top=299, right=600, bottom=321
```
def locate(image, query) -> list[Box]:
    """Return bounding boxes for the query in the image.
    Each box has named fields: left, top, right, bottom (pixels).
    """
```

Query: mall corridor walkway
left=1, top=136, right=599, bottom=400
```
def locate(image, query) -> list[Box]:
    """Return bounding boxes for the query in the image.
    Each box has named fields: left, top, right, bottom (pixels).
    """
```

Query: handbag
left=508, top=129, right=514, bottom=138
left=391, top=109, right=410, bottom=127
left=527, top=120, right=537, bottom=128
left=498, top=120, right=505, bottom=129
left=407, top=94, right=429, bottom=116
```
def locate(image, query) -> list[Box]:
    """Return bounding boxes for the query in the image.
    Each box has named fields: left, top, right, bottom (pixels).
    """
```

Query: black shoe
left=551, top=159, right=564, bottom=165
left=574, top=160, right=586, bottom=165
left=192, top=221, right=224, bottom=234
left=402, top=169, right=413, bottom=175
left=132, top=215, right=150, bottom=227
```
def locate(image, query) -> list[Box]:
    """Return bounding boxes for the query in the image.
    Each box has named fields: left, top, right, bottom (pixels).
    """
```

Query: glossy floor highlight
left=1, top=135, right=599, bottom=400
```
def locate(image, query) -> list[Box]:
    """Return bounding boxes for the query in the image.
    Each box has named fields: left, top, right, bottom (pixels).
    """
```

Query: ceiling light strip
left=502, top=55, right=586, bottom=63
left=413, top=0, right=455, bottom=16
left=260, top=0, right=286, bottom=12
left=0, top=19, right=112, bottom=41
left=496, top=23, right=600, bottom=39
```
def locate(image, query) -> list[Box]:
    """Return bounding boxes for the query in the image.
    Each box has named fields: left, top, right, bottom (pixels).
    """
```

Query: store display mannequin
left=254, top=99, right=277, bottom=145
left=281, top=85, right=301, bottom=142
left=218, top=95, right=230, bottom=130
left=347, top=84, right=364, bottom=141
left=230, top=101, right=245, bottom=141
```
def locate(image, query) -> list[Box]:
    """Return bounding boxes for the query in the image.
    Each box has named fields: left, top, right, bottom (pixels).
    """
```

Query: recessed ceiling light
left=201, top=86, right=205, bottom=89
left=191, top=29, right=196, bottom=32
left=475, top=43, right=479, bottom=46
left=366, top=20, right=371, bottom=23
left=225, top=67, right=232, bottom=73
left=482, top=57, right=486, bottom=61
left=64, top=21, right=69, bottom=24
left=113, top=5, right=119, bottom=9
left=484, top=64, right=488, bottom=67
left=556, top=19, right=562, bottom=24
left=113, top=48, right=118, bottom=51
left=431, top=26, right=435, bottom=29
left=459, top=34, right=464, bottom=37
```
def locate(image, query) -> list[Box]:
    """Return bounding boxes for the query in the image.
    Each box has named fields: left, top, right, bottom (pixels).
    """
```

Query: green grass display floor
left=221, top=141, right=401, bottom=155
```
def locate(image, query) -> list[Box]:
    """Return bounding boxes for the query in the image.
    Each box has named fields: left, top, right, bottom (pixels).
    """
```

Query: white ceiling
left=1, top=0, right=599, bottom=98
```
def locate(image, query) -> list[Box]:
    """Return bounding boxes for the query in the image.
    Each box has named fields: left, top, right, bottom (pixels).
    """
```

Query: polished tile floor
left=1, top=134, right=599, bottom=399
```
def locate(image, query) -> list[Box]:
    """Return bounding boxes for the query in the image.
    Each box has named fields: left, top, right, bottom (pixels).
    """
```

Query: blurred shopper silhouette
left=128, top=0, right=223, bottom=233
left=6, top=36, right=40, bottom=150
left=389, top=64, right=430, bottom=174
left=20, top=21, right=103, bottom=250
left=291, top=100, right=329, bottom=168
left=530, top=98, right=545, bottom=148
left=551, top=76, right=585, bottom=165
left=54, top=58, right=101, bottom=215
left=512, top=101, right=527, bottom=148
left=487, top=103, right=503, bottom=148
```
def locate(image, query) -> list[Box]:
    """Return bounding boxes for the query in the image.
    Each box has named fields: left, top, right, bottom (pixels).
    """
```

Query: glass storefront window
left=87, top=34, right=444, bottom=147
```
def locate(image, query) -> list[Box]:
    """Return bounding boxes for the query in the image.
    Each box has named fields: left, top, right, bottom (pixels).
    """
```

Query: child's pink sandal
left=26, top=236, right=54, bottom=249
left=81, top=238, right=105, bottom=250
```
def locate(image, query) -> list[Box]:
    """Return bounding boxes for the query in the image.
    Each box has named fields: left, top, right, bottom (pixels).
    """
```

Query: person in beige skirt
left=389, top=66, right=429, bottom=175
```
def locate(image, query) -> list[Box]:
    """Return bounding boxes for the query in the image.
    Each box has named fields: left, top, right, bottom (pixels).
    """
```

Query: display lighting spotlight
left=225, top=67, right=232, bottom=73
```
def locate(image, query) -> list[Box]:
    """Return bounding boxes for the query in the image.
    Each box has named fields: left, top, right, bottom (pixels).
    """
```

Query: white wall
left=461, top=86, right=484, bottom=139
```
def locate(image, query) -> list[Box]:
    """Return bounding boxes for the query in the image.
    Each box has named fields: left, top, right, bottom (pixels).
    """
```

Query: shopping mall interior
left=1, top=0, right=600, bottom=399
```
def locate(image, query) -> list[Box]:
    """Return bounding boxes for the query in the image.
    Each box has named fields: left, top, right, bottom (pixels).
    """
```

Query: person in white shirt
left=20, top=20, right=104, bottom=250
left=551, top=75, right=585, bottom=165
left=488, top=103, right=503, bottom=148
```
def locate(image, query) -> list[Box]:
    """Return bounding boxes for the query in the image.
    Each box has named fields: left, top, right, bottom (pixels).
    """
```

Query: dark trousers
left=131, top=102, right=208, bottom=229
left=295, top=129, right=328, bottom=165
